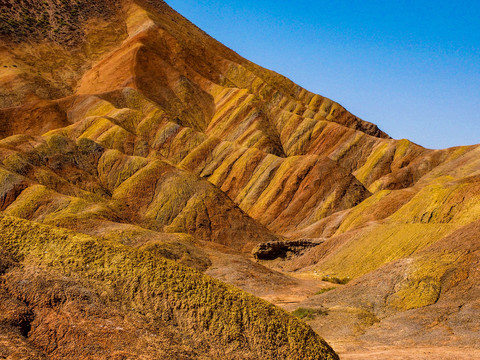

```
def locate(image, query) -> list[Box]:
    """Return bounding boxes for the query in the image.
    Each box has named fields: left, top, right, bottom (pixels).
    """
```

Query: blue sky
left=166, top=0, right=480, bottom=149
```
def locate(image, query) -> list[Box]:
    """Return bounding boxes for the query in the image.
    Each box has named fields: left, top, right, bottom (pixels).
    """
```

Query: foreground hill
left=0, top=214, right=338, bottom=359
left=0, top=0, right=479, bottom=358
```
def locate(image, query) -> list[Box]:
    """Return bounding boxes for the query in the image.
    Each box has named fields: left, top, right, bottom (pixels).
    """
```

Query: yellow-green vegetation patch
left=85, top=99, right=118, bottom=118
left=3, top=184, right=63, bottom=219
left=284, top=118, right=317, bottom=156
left=334, top=190, right=392, bottom=235
left=0, top=215, right=338, bottom=359
left=391, top=181, right=480, bottom=226
left=352, top=309, right=381, bottom=335
left=315, top=287, right=336, bottom=295
left=2, top=151, right=32, bottom=175
left=79, top=116, right=115, bottom=140
left=236, top=154, right=282, bottom=210
left=353, top=141, right=391, bottom=186
left=387, top=251, right=462, bottom=311
left=321, top=275, right=350, bottom=285
left=44, top=133, right=74, bottom=152
left=328, top=132, right=364, bottom=162
left=317, top=222, right=455, bottom=279
left=292, top=307, right=328, bottom=320
left=2, top=183, right=111, bottom=226
left=98, top=149, right=149, bottom=190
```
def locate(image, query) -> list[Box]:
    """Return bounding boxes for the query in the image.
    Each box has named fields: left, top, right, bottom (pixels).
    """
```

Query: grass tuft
left=322, top=275, right=350, bottom=285
left=292, top=307, right=328, bottom=320
left=315, top=287, right=336, bottom=295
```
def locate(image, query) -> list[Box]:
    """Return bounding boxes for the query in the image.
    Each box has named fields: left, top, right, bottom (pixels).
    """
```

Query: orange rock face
left=0, top=0, right=479, bottom=358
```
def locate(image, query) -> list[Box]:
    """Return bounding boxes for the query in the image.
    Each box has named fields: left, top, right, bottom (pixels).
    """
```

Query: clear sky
left=165, top=0, right=480, bottom=149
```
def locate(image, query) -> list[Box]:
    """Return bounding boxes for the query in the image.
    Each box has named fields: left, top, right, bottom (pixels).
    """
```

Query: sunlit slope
left=0, top=214, right=338, bottom=359
left=0, top=131, right=277, bottom=251
left=285, top=145, right=480, bottom=278
left=294, top=217, right=480, bottom=348
left=0, top=0, right=478, bottom=287
left=0, top=0, right=479, bottom=353
left=1, top=0, right=462, bottom=238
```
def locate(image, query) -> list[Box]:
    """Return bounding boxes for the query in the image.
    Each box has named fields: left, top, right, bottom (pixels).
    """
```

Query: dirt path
left=255, top=270, right=480, bottom=360
left=260, top=275, right=335, bottom=311
left=204, top=252, right=480, bottom=360
left=336, top=346, right=480, bottom=359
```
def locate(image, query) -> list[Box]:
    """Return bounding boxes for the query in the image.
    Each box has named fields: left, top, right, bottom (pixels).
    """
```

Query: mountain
left=0, top=0, right=479, bottom=358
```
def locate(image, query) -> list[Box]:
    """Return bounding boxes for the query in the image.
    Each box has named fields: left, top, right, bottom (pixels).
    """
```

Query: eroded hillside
left=0, top=0, right=479, bottom=358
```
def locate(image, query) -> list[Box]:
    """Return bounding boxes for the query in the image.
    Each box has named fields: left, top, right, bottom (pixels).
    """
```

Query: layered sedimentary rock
left=0, top=0, right=479, bottom=357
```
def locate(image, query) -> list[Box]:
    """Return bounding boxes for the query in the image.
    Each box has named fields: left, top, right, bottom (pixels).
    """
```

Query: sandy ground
left=336, top=346, right=480, bottom=359
left=256, top=272, right=479, bottom=360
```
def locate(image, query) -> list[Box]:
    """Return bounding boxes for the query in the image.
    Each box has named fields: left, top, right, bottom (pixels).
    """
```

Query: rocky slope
left=0, top=214, right=339, bottom=359
left=0, top=0, right=479, bottom=358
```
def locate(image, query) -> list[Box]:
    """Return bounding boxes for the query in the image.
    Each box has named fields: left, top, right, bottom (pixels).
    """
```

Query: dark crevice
left=18, top=309, right=34, bottom=338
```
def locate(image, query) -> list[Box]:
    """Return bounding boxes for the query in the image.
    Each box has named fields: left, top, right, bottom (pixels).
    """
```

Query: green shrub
left=292, top=307, right=328, bottom=320
left=315, top=287, right=336, bottom=295
left=322, top=275, right=350, bottom=284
